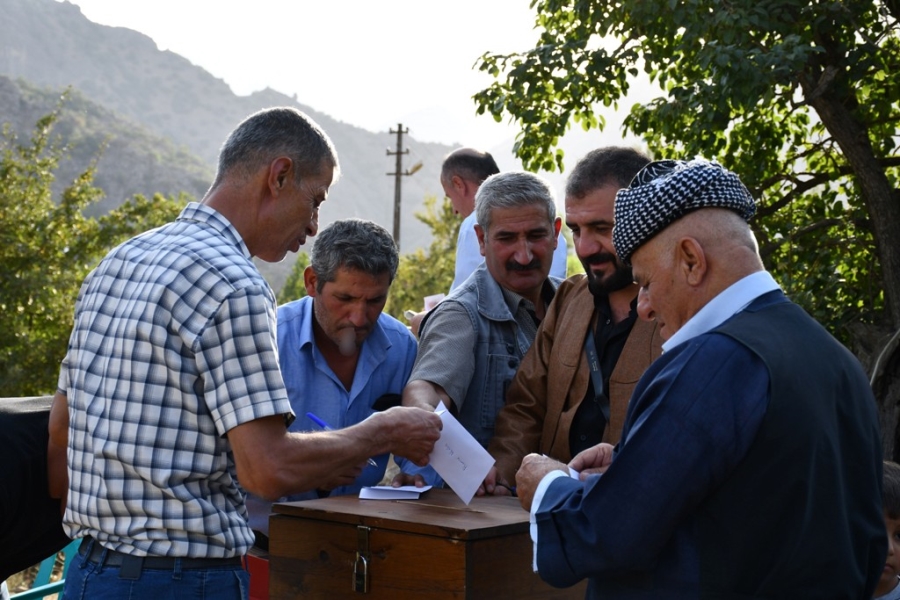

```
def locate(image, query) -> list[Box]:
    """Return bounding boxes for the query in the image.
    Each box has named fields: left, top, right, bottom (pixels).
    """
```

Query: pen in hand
left=306, top=412, right=379, bottom=468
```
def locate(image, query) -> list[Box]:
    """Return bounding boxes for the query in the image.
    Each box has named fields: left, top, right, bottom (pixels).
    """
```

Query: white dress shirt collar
left=662, top=270, right=781, bottom=353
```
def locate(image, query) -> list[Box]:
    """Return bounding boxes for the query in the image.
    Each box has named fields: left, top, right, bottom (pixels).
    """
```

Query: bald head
left=657, top=208, right=760, bottom=260
left=440, top=148, right=500, bottom=217
left=440, top=148, right=500, bottom=185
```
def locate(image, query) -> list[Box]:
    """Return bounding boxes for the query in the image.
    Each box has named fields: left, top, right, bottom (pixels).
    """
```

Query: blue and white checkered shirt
left=58, top=203, right=294, bottom=558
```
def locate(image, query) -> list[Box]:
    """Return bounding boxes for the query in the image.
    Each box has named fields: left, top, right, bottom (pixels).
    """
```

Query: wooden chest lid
left=272, top=488, right=530, bottom=541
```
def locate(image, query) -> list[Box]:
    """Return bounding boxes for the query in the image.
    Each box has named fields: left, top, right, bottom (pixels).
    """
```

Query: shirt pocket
left=479, top=352, right=519, bottom=429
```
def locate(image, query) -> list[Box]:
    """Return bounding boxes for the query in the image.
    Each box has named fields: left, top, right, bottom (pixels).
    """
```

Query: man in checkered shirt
left=49, top=107, right=442, bottom=598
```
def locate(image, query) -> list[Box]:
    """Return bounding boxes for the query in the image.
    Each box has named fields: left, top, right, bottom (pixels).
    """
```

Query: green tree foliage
left=561, top=225, right=583, bottom=276
left=567, top=251, right=585, bottom=278
left=475, top=0, right=900, bottom=455
left=0, top=111, right=187, bottom=396
left=385, top=196, right=459, bottom=319
left=277, top=252, right=311, bottom=305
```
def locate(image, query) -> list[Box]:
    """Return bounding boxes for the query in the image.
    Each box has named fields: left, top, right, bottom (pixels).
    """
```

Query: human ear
left=268, top=157, right=293, bottom=195
left=474, top=224, right=487, bottom=257
left=677, top=237, right=707, bottom=286
left=303, top=266, right=319, bottom=297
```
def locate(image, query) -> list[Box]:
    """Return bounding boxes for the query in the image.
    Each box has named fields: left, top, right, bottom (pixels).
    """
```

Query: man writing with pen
left=306, top=413, right=379, bottom=468
left=246, top=219, right=419, bottom=546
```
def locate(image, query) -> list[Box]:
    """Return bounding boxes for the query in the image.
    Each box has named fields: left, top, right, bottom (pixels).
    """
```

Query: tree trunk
left=877, top=357, right=900, bottom=462
left=801, top=74, right=900, bottom=460
left=850, top=323, right=900, bottom=461
left=802, top=87, right=900, bottom=327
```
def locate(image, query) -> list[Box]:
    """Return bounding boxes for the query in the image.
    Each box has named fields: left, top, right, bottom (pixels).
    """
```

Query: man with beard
left=482, top=147, right=663, bottom=493
left=246, top=219, right=417, bottom=543
left=400, top=171, right=563, bottom=452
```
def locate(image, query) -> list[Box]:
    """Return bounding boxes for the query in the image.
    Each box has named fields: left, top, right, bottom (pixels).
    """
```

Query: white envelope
left=359, top=485, right=432, bottom=501
left=428, top=401, right=495, bottom=504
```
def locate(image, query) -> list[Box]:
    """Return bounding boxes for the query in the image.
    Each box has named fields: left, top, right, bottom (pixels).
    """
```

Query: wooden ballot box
left=268, top=488, right=586, bottom=599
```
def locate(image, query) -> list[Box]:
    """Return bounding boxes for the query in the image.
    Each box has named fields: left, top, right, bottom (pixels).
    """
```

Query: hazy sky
left=63, top=0, right=556, bottom=150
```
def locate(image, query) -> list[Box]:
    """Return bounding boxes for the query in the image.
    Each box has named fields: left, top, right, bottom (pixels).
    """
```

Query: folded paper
left=428, top=401, right=495, bottom=504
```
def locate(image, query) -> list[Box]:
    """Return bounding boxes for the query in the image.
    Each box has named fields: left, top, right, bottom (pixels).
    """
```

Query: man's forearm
left=230, top=407, right=442, bottom=500
left=401, top=379, right=453, bottom=411
left=47, top=391, right=69, bottom=503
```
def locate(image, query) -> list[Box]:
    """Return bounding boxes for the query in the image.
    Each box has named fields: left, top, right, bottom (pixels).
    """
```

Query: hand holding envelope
left=426, top=401, right=495, bottom=504
left=360, top=401, right=493, bottom=504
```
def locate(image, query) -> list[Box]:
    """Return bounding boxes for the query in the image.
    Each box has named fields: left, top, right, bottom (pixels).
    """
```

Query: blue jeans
left=63, top=549, right=249, bottom=599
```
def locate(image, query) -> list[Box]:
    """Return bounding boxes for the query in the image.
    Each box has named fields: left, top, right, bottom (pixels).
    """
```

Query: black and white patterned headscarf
left=612, top=159, right=756, bottom=264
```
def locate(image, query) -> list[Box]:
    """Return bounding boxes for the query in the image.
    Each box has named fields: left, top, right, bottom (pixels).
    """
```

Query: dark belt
left=79, top=537, right=243, bottom=579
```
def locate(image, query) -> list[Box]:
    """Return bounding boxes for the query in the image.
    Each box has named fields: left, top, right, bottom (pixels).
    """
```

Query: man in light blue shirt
left=247, top=219, right=417, bottom=540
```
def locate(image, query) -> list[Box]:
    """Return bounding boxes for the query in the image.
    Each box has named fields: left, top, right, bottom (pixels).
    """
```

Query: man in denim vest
left=482, top=147, right=663, bottom=495
left=399, top=171, right=562, bottom=477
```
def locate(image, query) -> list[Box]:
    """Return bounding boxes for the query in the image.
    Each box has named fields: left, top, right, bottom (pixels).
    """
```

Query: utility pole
left=386, top=124, right=422, bottom=246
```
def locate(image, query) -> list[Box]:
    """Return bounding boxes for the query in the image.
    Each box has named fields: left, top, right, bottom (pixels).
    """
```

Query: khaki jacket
left=489, top=275, right=663, bottom=483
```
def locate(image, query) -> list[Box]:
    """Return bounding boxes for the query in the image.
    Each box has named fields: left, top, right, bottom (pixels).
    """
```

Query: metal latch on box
left=353, top=525, right=370, bottom=593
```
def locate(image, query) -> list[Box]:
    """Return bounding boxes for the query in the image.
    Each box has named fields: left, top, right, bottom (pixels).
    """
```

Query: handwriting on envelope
left=429, top=401, right=495, bottom=504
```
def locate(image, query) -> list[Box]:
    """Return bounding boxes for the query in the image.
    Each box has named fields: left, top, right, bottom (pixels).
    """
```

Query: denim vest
left=422, top=264, right=560, bottom=448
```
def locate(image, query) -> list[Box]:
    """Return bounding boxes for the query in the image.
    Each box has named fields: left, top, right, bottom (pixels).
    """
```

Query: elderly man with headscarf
left=515, top=159, right=886, bottom=599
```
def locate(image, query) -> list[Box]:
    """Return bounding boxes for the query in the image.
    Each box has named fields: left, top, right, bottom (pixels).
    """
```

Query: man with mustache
left=246, top=219, right=417, bottom=544
left=401, top=171, right=563, bottom=452
left=442, top=147, right=569, bottom=291
left=407, top=148, right=568, bottom=336
left=483, top=147, right=663, bottom=493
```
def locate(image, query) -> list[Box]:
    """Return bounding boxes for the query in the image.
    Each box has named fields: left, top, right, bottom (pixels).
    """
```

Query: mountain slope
left=0, top=75, right=212, bottom=212
left=0, top=0, right=454, bottom=269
